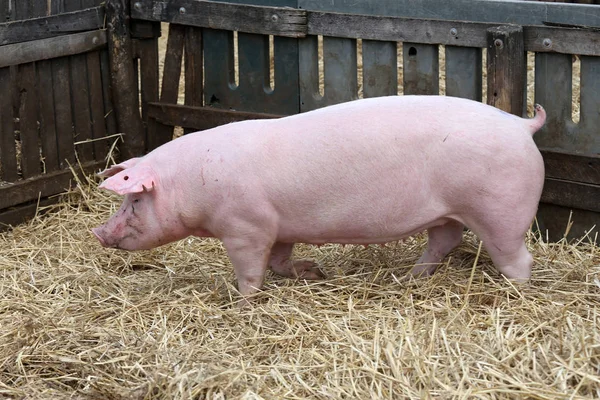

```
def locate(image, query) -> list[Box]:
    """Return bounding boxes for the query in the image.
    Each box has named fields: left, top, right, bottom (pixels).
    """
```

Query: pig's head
left=92, top=158, right=173, bottom=251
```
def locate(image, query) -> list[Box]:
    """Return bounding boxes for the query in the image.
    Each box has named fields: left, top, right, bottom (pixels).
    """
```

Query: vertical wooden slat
left=30, top=0, right=46, bottom=17
left=70, top=54, right=94, bottom=161
left=106, top=0, right=145, bottom=159
left=271, top=35, right=300, bottom=114
left=403, top=43, right=439, bottom=95
left=37, top=59, right=59, bottom=173
left=578, top=55, right=600, bottom=153
left=50, top=0, right=64, bottom=15
left=362, top=40, right=397, bottom=98
left=298, top=35, right=321, bottom=112
left=87, top=51, right=109, bottom=160
left=486, top=26, right=525, bottom=115
left=323, top=36, right=357, bottom=106
left=52, top=58, right=75, bottom=168
left=534, top=53, right=573, bottom=151
left=14, top=0, right=31, bottom=20
left=17, top=62, right=40, bottom=178
left=238, top=32, right=270, bottom=112
left=445, top=46, right=482, bottom=101
left=203, top=29, right=235, bottom=109
left=137, top=38, right=159, bottom=150
left=148, top=23, right=185, bottom=150
left=100, top=49, right=118, bottom=138
left=0, top=67, right=18, bottom=181
left=184, top=26, right=203, bottom=134
left=0, top=0, right=7, bottom=22
left=63, top=0, right=82, bottom=12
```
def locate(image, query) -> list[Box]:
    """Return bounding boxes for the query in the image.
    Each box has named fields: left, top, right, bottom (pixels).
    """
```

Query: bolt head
left=450, top=28, right=458, bottom=36
left=179, top=7, right=186, bottom=14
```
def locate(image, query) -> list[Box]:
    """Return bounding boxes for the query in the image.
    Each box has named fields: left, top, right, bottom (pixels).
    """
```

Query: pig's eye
left=133, top=199, right=140, bottom=203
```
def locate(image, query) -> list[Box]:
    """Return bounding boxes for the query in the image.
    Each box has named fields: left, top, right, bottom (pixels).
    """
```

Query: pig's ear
left=98, top=165, right=156, bottom=195
left=97, top=157, right=142, bottom=178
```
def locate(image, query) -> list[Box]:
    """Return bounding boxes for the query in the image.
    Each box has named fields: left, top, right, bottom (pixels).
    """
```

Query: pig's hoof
left=272, top=260, right=325, bottom=280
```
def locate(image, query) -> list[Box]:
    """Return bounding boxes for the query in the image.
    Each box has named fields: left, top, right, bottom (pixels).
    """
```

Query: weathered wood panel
left=132, top=0, right=307, bottom=37
left=52, top=57, right=75, bottom=168
left=322, top=36, right=358, bottom=105
left=148, top=23, right=185, bottom=150
left=70, top=54, right=94, bottom=161
left=0, top=29, right=107, bottom=68
left=403, top=43, right=439, bottom=95
left=136, top=34, right=160, bottom=150
left=445, top=46, right=482, bottom=101
left=298, top=35, right=321, bottom=111
left=534, top=53, right=574, bottom=151
left=106, top=0, right=144, bottom=158
left=16, top=62, right=40, bottom=178
left=147, top=102, right=281, bottom=131
left=183, top=26, right=203, bottom=135
left=0, top=66, right=17, bottom=182
left=362, top=40, right=397, bottom=98
left=37, top=59, right=60, bottom=173
left=0, top=160, right=105, bottom=210
left=578, top=55, right=600, bottom=153
left=536, top=204, right=599, bottom=241
left=486, top=25, right=525, bottom=115
left=0, top=7, right=105, bottom=46
left=541, top=179, right=600, bottom=213
left=203, top=28, right=234, bottom=110
left=542, top=150, right=600, bottom=185
left=87, top=51, right=109, bottom=161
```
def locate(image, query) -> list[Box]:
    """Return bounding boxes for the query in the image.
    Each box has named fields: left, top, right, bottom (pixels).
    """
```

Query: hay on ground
left=0, top=170, right=599, bottom=399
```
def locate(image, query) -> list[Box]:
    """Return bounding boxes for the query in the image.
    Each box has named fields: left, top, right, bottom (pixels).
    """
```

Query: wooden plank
left=445, top=46, right=482, bottom=101
left=362, top=40, right=397, bottom=98
left=203, top=28, right=234, bottom=109
left=0, top=7, right=105, bottom=46
left=132, top=0, right=307, bottom=38
left=147, top=102, right=281, bottom=131
left=534, top=53, right=574, bottom=151
left=578, top=55, right=600, bottom=153
left=106, top=0, right=144, bottom=159
left=0, top=66, right=18, bottom=181
left=16, top=62, right=40, bottom=178
left=50, top=0, right=65, bottom=15
left=486, top=25, right=525, bottom=115
left=37, top=59, right=60, bottom=173
left=0, top=29, right=107, bottom=68
left=52, top=57, right=75, bottom=168
left=237, top=32, right=270, bottom=111
left=184, top=26, right=203, bottom=135
left=403, top=43, right=439, bottom=95
left=14, top=0, right=32, bottom=20
left=131, top=19, right=162, bottom=39
left=541, top=178, right=600, bottom=213
left=64, top=0, right=83, bottom=12
left=536, top=203, right=599, bottom=242
left=137, top=37, right=160, bottom=151
left=100, top=49, right=118, bottom=138
left=269, top=35, right=301, bottom=114
left=31, top=0, right=47, bottom=18
left=541, top=150, right=600, bottom=185
left=148, top=23, right=185, bottom=150
left=0, top=1, right=7, bottom=22
left=0, top=197, right=57, bottom=231
left=70, top=54, right=94, bottom=162
left=322, top=36, right=358, bottom=105
left=0, top=160, right=105, bottom=210
left=298, top=34, right=322, bottom=112
left=87, top=51, right=109, bottom=161
left=298, top=0, right=600, bottom=28
left=524, top=25, right=600, bottom=57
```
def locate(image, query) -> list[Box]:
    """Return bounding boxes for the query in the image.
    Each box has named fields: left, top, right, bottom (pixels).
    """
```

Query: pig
left=92, top=95, right=546, bottom=302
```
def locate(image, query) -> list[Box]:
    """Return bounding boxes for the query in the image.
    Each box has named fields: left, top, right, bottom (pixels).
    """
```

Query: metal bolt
left=271, top=14, right=279, bottom=22
left=543, top=38, right=552, bottom=48
left=92, top=36, right=98, bottom=45
left=133, top=2, right=141, bottom=11
left=494, top=38, right=503, bottom=48
left=179, top=7, right=186, bottom=14
left=450, top=28, right=457, bottom=36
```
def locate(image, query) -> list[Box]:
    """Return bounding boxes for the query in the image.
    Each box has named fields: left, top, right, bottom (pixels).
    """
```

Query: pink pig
left=93, top=95, right=546, bottom=301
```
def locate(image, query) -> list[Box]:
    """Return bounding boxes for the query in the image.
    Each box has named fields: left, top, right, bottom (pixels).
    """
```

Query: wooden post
left=106, top=0, right=145, bottom=159
left=486, top=25, right=525, bottom=115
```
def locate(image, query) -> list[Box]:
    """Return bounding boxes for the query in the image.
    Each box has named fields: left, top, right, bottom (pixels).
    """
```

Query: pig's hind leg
left=409, top=220, right=464, bottom=278
left=269, top=242, right=325, bottom=280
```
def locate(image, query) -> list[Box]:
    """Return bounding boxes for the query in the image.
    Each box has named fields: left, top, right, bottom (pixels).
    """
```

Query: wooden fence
left=1, top=0, right=599, bottom=241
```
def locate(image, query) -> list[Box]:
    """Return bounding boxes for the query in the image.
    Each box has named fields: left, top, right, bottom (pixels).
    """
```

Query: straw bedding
left=0, top=168, right=599, bottom=399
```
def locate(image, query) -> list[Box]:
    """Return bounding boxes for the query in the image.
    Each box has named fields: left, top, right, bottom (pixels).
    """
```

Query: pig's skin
left=93, top=95, right=546, bottom=302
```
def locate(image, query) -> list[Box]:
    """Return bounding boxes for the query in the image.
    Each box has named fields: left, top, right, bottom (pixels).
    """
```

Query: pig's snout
left=92, top=227, right=109, bottom=248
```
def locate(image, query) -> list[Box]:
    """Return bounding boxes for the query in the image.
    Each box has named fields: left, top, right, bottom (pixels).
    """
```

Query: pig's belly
left=272, top=194, right=457, bottom=245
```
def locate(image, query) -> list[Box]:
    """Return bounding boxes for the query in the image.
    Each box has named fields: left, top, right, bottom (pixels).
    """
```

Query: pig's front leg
left=269, top=242, right=325, bottom=280
left=222, top=235, right=274, bottom=307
